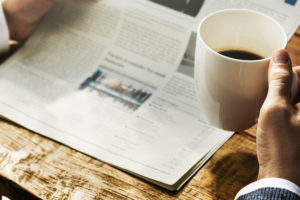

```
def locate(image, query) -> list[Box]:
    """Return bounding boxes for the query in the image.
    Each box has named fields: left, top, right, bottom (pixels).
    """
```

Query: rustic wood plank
left=243, top=124, right=257, bottom=138
left=178, top=133, right=257, bottom=200
left=296, top=26, right=300, bottom=36
left=287, top=33, right=300, bottom=66
left=0, top=120, right=257, bottom=200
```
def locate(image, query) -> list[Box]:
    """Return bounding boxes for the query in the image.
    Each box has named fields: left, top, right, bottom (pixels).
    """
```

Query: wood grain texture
left=0, top=119, right=257, bottom=200
left=296, top=26, right=300, bottom=36
left=288, top=27, right=300, bottom=66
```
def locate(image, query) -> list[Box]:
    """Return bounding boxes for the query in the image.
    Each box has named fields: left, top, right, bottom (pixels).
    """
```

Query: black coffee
left=218, top=50, right=264, bottom=60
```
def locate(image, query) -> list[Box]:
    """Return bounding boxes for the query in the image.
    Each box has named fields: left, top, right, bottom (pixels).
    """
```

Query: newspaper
left=0, top=0, right=299, bottom=191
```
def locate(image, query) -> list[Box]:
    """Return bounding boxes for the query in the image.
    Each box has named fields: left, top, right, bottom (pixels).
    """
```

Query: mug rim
left=197, top=8, right=287, bottom=63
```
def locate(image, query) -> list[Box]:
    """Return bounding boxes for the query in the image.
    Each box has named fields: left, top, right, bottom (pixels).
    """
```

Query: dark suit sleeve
left=235, top=178, right=300, bottom=200
left=236, top=187, right=300, bottom=200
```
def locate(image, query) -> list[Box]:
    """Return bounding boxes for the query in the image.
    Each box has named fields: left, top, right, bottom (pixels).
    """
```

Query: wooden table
left=0, top=27, right=299, bottom=200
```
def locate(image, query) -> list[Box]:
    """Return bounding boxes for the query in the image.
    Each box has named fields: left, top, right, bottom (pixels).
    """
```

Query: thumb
left=267, top=49, right=292, bottom=102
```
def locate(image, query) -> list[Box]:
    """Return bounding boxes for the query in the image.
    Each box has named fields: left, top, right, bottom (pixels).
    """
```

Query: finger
left=293, top=66, right=300, bottom=102
left=267, top=49, right=293, bottom=103
left=294, top=66, right=300, bottom=91
left=70, top=0, right=96, bottom=2
left=293, top=65, right=300, bottom=77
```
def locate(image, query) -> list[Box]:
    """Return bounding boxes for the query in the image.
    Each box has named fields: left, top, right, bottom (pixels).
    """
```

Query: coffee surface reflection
left=219, top=50, right=264, bottom=60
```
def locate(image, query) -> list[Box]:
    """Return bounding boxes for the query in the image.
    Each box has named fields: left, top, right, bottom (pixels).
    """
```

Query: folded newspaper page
left=0, top=0, right=298, bottom=190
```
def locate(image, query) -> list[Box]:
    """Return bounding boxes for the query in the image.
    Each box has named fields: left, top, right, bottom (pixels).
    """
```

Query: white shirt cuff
left=234, top=178, right=300, bottom=200
left=0, top=0, right=9, bottom=53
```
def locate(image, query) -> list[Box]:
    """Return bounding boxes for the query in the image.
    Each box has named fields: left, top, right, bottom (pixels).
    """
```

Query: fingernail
left=273, top=49, right=289, bottom=64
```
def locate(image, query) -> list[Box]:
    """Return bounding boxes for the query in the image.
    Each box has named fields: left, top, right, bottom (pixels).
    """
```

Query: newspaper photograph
left=147, top=0, right=205, bottom=17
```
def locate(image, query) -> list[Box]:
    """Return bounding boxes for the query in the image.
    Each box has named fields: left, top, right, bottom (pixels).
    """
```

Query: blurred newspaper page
left=0, top=0, right=232, bottom=190
left=198, top=0, right=300, bottom=39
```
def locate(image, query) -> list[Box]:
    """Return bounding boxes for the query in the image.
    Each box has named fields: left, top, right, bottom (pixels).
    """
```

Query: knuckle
left=270, top=71, right=290, bottom=85
left=260, top=102, right=290, bottom=118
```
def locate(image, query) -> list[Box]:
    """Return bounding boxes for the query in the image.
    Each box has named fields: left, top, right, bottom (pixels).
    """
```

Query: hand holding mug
left=257, top=49, right=300, bottom=186
left=194, top=9, right=298, bottom=131
left=2, top=0, right=56, bottom=41
left=2, top=0, right=91, bottom=42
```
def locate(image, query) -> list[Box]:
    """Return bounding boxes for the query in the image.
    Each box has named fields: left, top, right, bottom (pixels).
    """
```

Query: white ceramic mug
left=194, top=9, right=297, bottom=131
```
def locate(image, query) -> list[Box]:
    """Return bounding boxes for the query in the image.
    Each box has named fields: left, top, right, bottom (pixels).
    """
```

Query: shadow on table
left=0, top=175, right=39, bottom=200
left=147, top=152, right=258, bottom=200
left=211, top=152, right=258, bottom=199
left=0, top=42, right=22, bottom=64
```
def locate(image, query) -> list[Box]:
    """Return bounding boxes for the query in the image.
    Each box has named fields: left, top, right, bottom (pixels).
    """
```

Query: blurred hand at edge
left=2, top=0, right=57, bottom=42
left=257, top=49, right=300, bottom=186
